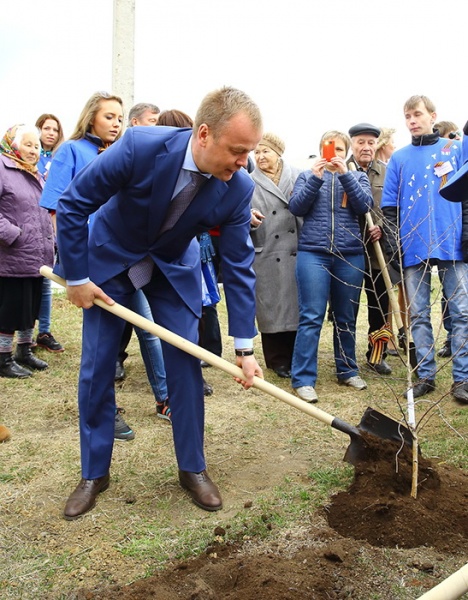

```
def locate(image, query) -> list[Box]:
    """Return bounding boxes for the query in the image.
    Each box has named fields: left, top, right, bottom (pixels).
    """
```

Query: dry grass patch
left=0, top=283, right=466, bottom=599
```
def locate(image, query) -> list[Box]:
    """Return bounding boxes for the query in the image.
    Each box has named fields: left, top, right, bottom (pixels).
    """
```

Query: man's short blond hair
left=194, top=87, right=262, bottom=138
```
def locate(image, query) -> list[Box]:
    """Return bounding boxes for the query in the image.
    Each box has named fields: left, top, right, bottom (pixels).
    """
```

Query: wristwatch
left=235, top=349, right=254, bottom=357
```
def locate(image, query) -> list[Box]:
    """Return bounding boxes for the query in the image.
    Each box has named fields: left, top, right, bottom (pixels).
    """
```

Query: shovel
left=40, top=266, right=415, bottom=466
left=365, top=212, right=418, bottom=373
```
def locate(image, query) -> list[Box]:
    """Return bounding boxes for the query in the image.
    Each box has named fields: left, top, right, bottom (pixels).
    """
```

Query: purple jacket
left=0, top=155, right=54, bottom=277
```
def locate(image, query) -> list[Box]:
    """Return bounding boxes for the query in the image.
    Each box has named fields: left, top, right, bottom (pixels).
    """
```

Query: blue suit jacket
left=55, top=126, right=257, bottom=339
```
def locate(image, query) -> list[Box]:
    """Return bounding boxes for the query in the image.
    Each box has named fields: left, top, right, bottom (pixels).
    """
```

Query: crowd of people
left=1, top=88, right=467, bottom=519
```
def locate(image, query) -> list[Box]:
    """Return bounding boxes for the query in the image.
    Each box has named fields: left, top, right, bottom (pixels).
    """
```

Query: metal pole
left=112, top=0, right=135, bottom=116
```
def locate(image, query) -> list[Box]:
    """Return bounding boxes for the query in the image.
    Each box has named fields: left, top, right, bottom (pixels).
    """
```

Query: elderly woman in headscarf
left=0, top=125, right=54, bottom=378
left=250, top=133, right=302, bottom=378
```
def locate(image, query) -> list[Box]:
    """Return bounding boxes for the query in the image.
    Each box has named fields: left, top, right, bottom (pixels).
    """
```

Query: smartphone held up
left=322, top=140, right=336, bottom=162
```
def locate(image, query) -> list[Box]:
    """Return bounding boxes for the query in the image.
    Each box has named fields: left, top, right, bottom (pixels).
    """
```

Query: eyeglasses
left=448, top=131, right=462, bottom=139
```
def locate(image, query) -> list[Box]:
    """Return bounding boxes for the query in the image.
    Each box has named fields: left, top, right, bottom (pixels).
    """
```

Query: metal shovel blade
left=358, top=407, right=415, bottom=447
left=342, top=408, right=415, bottom=465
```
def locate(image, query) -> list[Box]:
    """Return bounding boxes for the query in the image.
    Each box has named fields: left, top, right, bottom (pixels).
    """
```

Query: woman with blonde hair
left=40, top=91, right=123, bottom=227
left=39, top=92, right=133, bottom=440
left=375, top=127, right=396, bottom=164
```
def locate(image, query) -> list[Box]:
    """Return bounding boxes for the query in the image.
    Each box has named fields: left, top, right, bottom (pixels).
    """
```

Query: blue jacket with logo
left=381, top=135, right=463, bottom=268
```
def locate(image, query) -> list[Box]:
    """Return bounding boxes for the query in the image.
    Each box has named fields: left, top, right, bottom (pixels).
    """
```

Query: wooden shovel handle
left=365, top=212, right=404, bottom=331
left=40, top=266, right=338, bottom=429
left=417, top=562, right=468, bottom=599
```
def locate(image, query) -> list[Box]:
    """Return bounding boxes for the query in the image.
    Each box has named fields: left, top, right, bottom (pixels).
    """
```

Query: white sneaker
left=295, top=386, right=318, bottom=403
left=339, top=376, right=367, bottom=390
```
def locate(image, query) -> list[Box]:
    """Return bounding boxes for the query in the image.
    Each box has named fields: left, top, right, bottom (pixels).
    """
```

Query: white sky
left=1, top=0, right=466, bottom=167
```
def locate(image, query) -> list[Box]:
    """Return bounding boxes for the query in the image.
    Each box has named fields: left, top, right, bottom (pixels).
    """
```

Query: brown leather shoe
left=63, top=474, right=110, bottom=520
left=179, top=470, right=222, bottom=511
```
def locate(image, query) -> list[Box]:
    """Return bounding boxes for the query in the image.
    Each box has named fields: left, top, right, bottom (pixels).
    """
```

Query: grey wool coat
left=250, top=161, right=302, bottom=333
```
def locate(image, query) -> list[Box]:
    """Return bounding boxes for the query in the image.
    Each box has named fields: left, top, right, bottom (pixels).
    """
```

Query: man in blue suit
left=56, top=87, right=264, bottom=519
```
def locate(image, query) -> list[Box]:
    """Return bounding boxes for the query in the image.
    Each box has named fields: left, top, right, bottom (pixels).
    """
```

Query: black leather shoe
left=451, top=382, right=468, bottom=404
left=273, top=366, right=291, bottom=378
left=367, top=360, right=392, bottom=375
left=179, top=470, right=222, bottom=511
left=14, top=344, right=48, bottom=370
left=0, top=352, right=32, bottom=378
left=437, top=340, right=452, bottom=358
left=203, top=378, right=213, bottom=396
left=64, top=474, right=110, bottom=520
left=115, top=361, right=126, bottom=381
left=405, top=379, right=435, bottom=399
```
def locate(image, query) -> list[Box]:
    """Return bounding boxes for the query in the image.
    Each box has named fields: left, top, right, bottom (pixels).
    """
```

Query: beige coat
left=250, top=162, right=302, bottom=333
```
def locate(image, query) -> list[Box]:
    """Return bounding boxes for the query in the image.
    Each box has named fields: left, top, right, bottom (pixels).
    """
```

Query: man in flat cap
left=347, top=123, right=392, bottom=376
left=381, top=95, right=468, bottom=404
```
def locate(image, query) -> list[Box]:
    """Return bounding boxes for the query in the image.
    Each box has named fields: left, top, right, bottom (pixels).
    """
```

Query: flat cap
left=348, top=123, right=381, bottom=138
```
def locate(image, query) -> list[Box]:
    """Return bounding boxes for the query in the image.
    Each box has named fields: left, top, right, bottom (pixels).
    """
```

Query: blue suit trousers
left=78, top=270, right=205, bottom=479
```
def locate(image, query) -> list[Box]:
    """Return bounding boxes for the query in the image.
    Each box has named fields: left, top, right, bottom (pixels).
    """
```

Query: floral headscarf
left=0, top=125, right=40, bottom=177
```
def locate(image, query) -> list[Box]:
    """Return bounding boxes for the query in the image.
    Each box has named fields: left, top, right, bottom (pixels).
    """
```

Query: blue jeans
left=292, top=250, right=365, bottom=388
left=404, top=260, right=468, bottom=382
left=38, top=277, right=52, bottom=333
left=130, top=290, right=168, bottom=402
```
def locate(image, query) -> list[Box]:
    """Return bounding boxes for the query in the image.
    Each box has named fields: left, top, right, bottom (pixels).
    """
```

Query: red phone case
left=322, top=141, right=336, bottom=161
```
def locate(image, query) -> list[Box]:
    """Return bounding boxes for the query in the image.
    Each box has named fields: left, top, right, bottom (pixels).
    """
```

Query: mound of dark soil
left=326, top=435, right=468, bottom=552
left=73, top=439, right=467, bottom=599
left=74, top=539, right=366, bottom=599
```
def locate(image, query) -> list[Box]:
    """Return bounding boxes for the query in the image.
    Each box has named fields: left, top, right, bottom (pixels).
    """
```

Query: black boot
left=0, top=352, right=33, bottom=378
left=437, top=339, right=452, bottom=358
left=14, top=344, right=48, bottom=371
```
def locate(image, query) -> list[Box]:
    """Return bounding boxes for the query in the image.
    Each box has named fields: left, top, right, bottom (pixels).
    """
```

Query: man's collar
left=350, top=156, right=370, bottom=172
left=411, top=129, right=439, bottom=147
left=350, top=155, right=384, bottom=175
left=183, top=136, right=212, bottom=178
